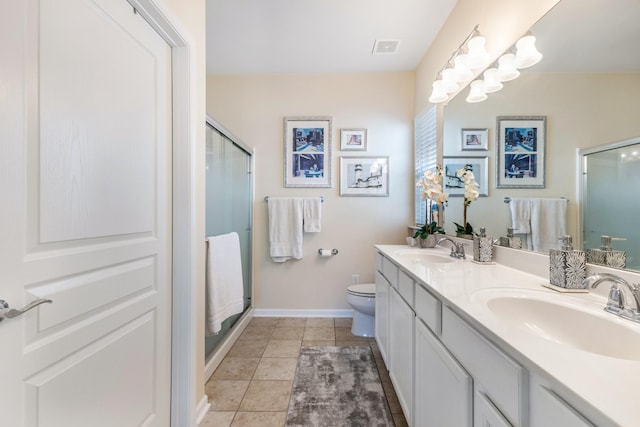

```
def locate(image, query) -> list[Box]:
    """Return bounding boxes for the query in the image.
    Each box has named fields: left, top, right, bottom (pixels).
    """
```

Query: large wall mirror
left=442, top=0, right=640, bottom=272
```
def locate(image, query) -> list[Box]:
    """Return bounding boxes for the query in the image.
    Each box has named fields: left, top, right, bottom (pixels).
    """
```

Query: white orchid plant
left=414, top=166, right=448, bottom=238
left=454, top=165, right=480, bottom=236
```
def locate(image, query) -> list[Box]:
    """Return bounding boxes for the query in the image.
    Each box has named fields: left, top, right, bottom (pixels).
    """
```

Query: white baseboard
left=204, top=308, right=254, bottom=382
left=253, top=308, right=354, bottom=318
left=195, top=394, right=211, bottom=426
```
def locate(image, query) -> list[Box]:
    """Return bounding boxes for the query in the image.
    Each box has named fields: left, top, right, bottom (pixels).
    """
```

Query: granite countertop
left=376, top=243, right=640, bottom=427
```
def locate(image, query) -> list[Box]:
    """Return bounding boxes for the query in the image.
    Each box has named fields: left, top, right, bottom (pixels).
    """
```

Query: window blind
left=414, top=106, right=438, bottom=225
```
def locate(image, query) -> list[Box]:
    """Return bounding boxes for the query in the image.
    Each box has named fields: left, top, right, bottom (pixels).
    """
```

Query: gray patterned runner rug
left=285, top=346, right=394, bottom=427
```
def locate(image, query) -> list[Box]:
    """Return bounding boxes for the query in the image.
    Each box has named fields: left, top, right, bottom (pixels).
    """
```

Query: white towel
left=303, top=197, right=322, bottom=232
left=205, top=232, right=244, bottom=335
left=530, top=198, right=567, bottom=253
left=509, top=198, right=532, bottom=235
left=268, top=197, right=304, bottom=262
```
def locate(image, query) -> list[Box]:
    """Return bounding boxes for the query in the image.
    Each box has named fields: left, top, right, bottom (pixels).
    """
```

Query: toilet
left=346, top=283, right=376, bottom=337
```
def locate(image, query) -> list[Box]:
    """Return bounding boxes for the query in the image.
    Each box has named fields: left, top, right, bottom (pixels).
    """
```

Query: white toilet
left=346, top=283, right=376, bottom=337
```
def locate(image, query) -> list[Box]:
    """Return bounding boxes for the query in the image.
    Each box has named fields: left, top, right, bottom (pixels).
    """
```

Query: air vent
left=372, top=40, right=400, bottom=54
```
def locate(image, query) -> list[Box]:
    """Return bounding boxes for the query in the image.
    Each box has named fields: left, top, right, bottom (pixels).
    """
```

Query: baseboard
left=195, top=394, right=211, bottom=426
left=204, top=308, right=254, bottom=382
left=253, top=308, right=354, bottom=318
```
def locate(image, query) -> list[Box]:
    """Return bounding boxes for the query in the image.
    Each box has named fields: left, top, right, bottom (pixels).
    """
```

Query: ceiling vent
left=372, top=40, right=400, bottom=54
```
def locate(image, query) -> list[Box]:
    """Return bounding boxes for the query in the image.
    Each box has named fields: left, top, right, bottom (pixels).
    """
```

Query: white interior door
left=0, top=0, right=172, bottom=425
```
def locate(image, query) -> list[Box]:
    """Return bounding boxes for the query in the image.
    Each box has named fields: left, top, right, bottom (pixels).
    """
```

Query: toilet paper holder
left=318, top=248, right=339, bottom=256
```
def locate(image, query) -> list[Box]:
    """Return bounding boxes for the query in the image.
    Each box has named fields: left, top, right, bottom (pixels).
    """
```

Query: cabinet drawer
left=415, top=284, right=441, bottom=335
left=375, top=251, right=383, bottom=272
left=381, top=255, right=398, bottom=289
left=475, top=389, right=512, bottom=427
left=398, top=269, right=414, bottom=306
left=442, top=307, right=527, bottom=426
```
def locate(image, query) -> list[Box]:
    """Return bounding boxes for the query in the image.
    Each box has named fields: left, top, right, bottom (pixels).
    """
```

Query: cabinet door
left=375, top=270, right=390, bottom=365
left=389, top=288, right=415, bottom=424
left=531, top=386, right=595, bottom=427
left=475, top=389, right=512, bottom=427
left=414, top=319, right=472, bottom=427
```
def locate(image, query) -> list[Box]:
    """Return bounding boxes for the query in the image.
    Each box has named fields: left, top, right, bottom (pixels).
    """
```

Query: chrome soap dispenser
left=586, top=235, right=627, bottom=269
left=549, top=235, right=587, bottom=289
left=473, top=227, right=494, bottom=263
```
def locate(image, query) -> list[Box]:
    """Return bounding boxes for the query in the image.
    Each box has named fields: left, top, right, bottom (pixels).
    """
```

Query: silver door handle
left=0, top=298, right=52, bottom=322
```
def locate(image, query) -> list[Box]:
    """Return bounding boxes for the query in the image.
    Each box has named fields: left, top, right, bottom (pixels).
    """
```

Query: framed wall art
left=442, top=156, right=489, bottom=197
left=284, top=116, right=332, bottom=188
left=339, top=156, right=389, bottom=197
left=461, top=128, right=489, bottom=151
left=496, top=116, right=546, bottom=188
left=340, top=128, right=367, bottom=151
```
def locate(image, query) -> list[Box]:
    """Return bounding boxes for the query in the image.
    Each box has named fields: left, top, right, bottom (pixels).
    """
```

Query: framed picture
left=461, top=128, right=489, bottom=151
left=284, top=116, right=332, bottom=188
left=496, top=116, right=546, bottom=188
left=339, top=156, right=389, bottom=197
left=442, top=157, right=489, bottom=197
left=340, top=128, right=367, bottom=151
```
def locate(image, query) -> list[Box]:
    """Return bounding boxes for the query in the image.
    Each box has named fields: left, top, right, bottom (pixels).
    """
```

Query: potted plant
left=454, top=165, right=480, bottom=239
left=413, top=221, right=446, bottom=248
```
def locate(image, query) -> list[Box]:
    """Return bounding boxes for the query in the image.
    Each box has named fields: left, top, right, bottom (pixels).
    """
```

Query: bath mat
left=285, top=346, right=394, bottom=427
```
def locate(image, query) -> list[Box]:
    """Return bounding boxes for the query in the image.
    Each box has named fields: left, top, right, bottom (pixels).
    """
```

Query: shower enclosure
left=205, top=116, right=253, bottom=360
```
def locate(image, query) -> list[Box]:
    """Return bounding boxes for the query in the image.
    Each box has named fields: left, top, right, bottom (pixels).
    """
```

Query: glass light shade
left=515, top=35, right=542, bottom=68
left=466, top=80, right=487, bottom=103
left=466, top=35, right=490, bottom=69
left=440, top=68, right=459, bottom=93
left=429, top=80, right=448, bottom=103
left=497, top=53, right=520, bottom=81
left=482, top=68, right=503, bottom=93
left=452, top=54, right=473, bottom=82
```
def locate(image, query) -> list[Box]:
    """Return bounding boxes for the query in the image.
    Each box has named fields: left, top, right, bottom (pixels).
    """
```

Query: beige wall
left=207, top=73, right=414, bottom=310
left=442, top=72, right=640, bottom=240
left=414, top=0, right=560, bottom=115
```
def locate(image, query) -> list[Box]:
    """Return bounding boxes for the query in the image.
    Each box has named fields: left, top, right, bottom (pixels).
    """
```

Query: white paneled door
left=1, top=0, right=172, bottom=426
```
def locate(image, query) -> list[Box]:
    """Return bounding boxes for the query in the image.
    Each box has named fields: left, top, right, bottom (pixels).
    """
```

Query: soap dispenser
left=500, top=227, right=522, bottom=249
left=549, top=235, right=587, bottom=289
left=473, top=227, right=494, bottom=263
left=586, top=235, right=627, bottom=268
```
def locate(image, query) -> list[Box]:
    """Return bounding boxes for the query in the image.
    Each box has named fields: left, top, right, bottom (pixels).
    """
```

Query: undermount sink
left=472, top=288, right=640, bottom=360
left=394, top=249, right=454, bottom=264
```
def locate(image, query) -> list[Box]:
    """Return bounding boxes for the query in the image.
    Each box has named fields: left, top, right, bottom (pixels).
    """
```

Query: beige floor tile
left=227, top=337, right=269, bottom=358
left=200, top=411, right=236, bottom=427
left=334, top=317, right=353, bottom=327
left=249, top=317, right=280, bottom=327
left=212, top=358, right=260, bottom=380
left=239, top=380, right=293, bottom=412
left=263, top=339, right=301, bottom=358
left=240, top=326, right=275, bottom=340
left=276, top=317, right=307, bottom=327
left=205, top=380, right=249, bottom=411
left=301, top=339, right=335, bottom=346
left=253, top=357, right=298, bottom=381
left=271, top=326, right=305, bottom=340
left=335, top=326, right=370, bottom=341
left=231, top=412, right=286, bottom=427
left=303, top=326, right=335, bottom=341
left=306, top=317, right=334, bottom=327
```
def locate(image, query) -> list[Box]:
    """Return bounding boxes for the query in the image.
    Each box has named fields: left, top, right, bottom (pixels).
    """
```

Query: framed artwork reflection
left=283, top=116, right=332, bottom=188
left=442, top=156, right=489, bottom=197
left=496, top=116, right=546, bottom=188
left=461, top=128, right=489, bottom=151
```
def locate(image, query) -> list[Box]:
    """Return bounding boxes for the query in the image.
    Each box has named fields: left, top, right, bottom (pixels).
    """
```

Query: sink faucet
left=437, top=237, right=466, bottom=259
left=582, top=272, right=640, bottom=323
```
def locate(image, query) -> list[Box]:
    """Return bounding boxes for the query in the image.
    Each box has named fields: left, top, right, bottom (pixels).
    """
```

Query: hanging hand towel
left=509, top=198, right=533, bottom=250
left=205, top=232, right=244, bottom=335
left=268, top=197, right=304, bottom=262
left=303, top=197, right=322, bottom=232
left=530, top=198, right=567, bottom=253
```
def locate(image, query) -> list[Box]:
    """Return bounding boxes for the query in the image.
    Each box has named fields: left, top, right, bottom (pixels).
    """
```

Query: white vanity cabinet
left=389, top=285, right=414, bottom=422
left=375, top=269, right=390, bottom=365
left=530, top=382, right=595, bottom=427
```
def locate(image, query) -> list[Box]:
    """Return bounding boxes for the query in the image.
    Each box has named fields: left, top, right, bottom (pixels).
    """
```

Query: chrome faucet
left=582, top=272, right=640, bottom=323
left=437, top=237, right=466, bottom=259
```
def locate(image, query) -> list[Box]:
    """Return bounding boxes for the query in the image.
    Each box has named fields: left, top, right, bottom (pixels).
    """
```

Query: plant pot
left=419, top=234, right=437, bottom=248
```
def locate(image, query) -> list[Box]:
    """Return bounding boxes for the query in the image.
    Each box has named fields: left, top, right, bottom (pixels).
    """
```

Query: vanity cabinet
left=530, top=383, right=595, bottom=427
left=375, top=270, right=390, bottom=365
left=389, top=286, right=414, bottom=422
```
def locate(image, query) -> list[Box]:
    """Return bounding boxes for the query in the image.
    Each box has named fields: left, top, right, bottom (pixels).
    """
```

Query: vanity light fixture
left=428, top=25, right=489, bottom=104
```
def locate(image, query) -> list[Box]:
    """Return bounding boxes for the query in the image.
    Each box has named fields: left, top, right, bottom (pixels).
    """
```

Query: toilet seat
left=347, top=283, right=375, bottom=297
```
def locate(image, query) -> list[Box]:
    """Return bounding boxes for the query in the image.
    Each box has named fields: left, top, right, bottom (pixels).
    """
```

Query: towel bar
left=504, top=196, right=568, bottom=204
left=264, top=196, right=324, bottom=202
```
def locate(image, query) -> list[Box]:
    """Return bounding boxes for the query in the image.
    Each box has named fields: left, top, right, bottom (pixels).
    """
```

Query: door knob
left=0, top=298, right=52, bottom=322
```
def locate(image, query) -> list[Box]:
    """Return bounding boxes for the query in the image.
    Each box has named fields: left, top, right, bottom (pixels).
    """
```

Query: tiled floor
left=201, top=317, right=408, bottom=427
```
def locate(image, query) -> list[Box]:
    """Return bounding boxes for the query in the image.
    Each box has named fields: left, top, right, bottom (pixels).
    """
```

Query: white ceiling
left=206, top=0, right=458, bottom=74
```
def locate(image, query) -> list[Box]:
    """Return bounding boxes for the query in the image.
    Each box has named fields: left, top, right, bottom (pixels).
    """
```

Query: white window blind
left=414, top=106, right=438, bottom=225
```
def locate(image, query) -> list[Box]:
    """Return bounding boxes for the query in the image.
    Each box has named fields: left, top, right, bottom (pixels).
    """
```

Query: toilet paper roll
left=319, top=249, right=332, bottom=257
